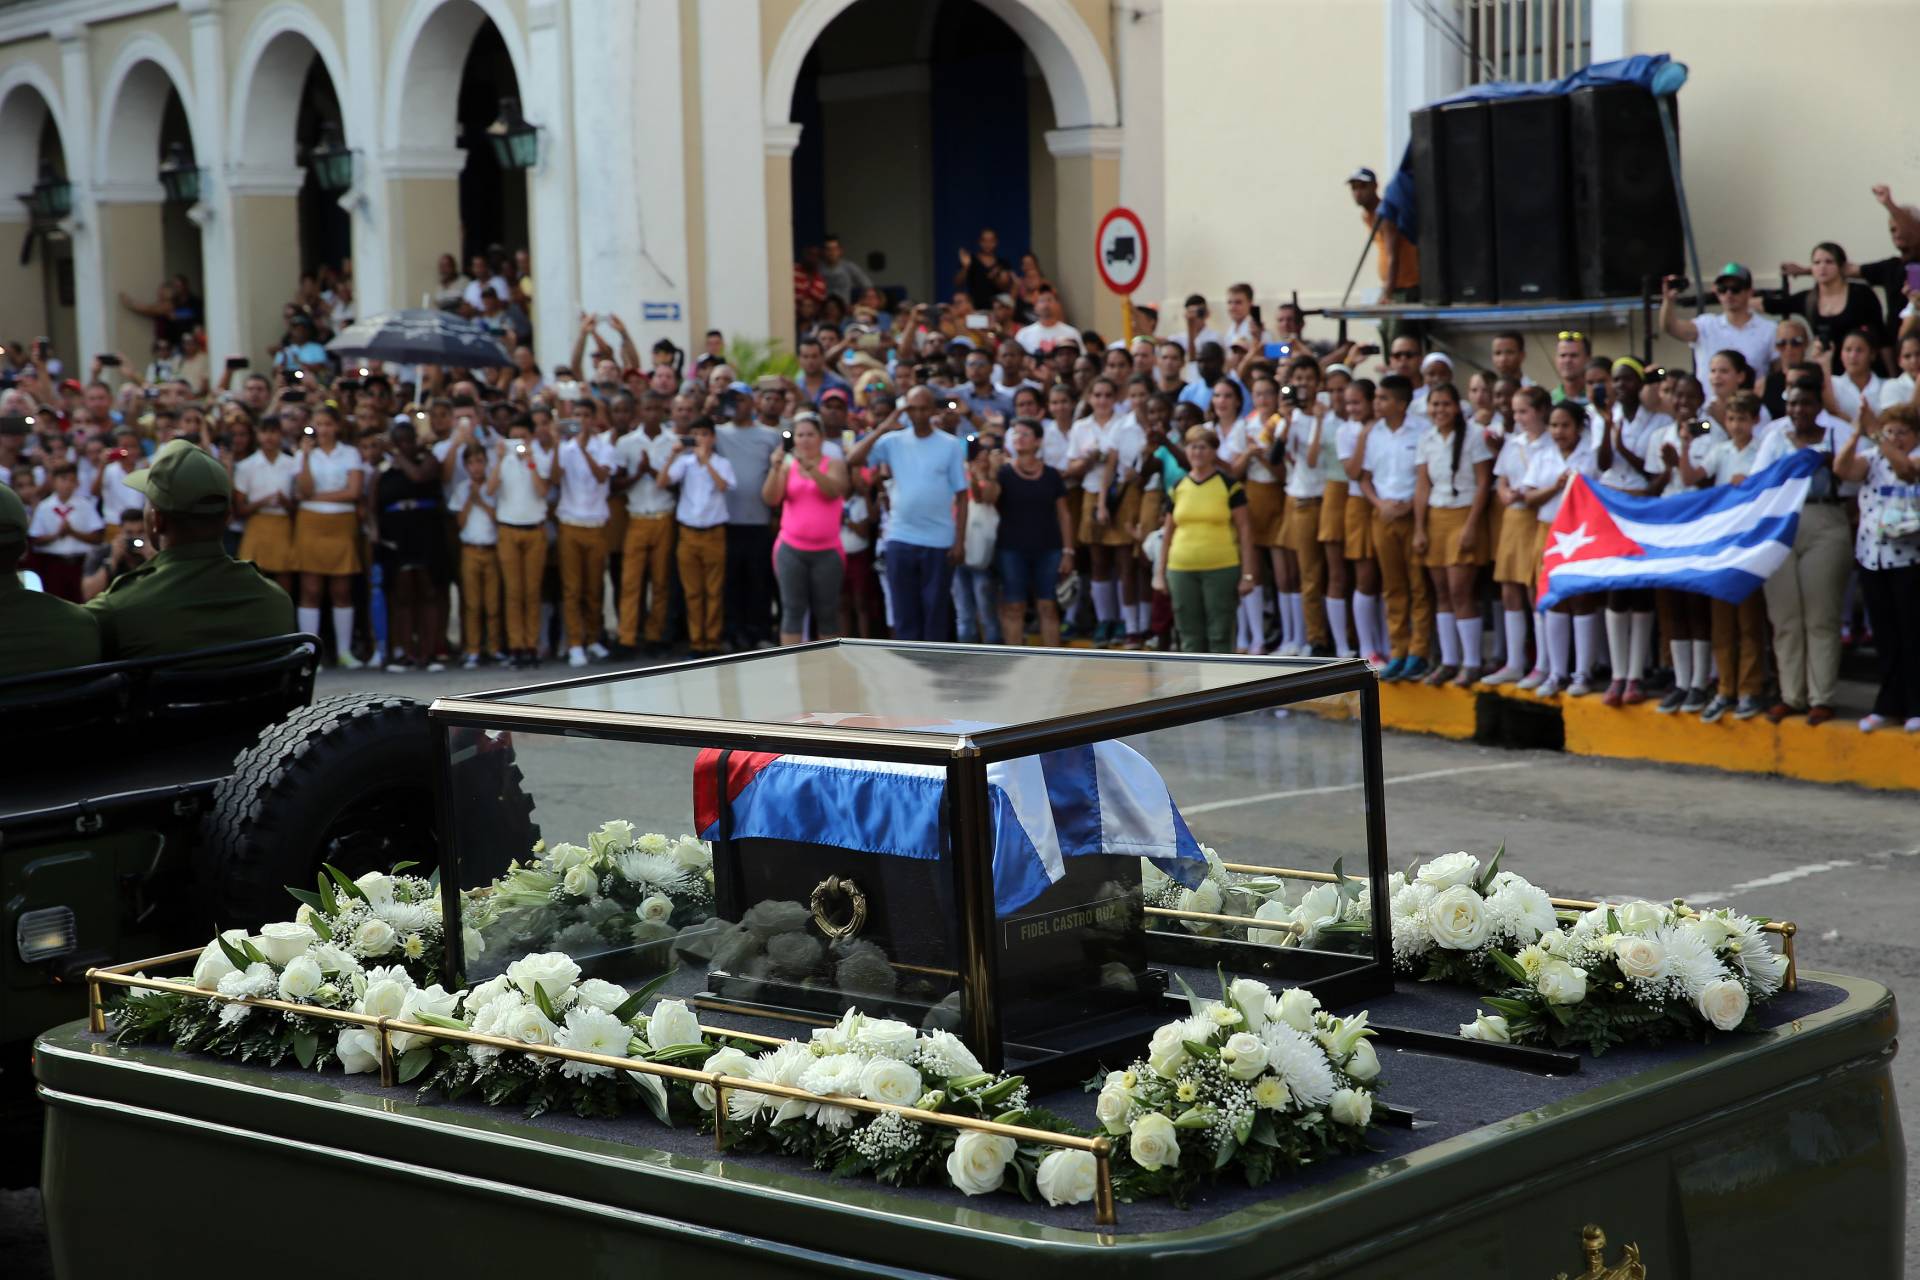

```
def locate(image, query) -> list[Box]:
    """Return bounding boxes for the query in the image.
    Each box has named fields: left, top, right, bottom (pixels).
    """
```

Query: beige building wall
left=232, top=194, right=301, bottom=363
left=96, top=201, right=167, bottom=361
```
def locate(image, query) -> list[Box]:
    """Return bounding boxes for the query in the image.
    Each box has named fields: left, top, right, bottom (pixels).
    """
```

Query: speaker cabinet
left=1570, top=84, right=1685, bottom=298
left=1410, top=102, right=1497, bottom=305
left=1409, top=107, right=1447, bottom=305
left=1490, top=95, right=1572, bottom=301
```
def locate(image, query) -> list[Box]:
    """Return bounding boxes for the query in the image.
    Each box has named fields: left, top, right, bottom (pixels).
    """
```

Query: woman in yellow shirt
left=1157, top=425, right=1259, bottom=652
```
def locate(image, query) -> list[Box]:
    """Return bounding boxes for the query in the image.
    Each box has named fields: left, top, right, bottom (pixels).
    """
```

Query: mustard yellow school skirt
left=239, top=511, right=297, bottom=574
left=1318, top=480, right=1348, bottom=543
left=1137, top=488, right=1162, bottom=545
left=294, top=509, right=363, bottom=576
left=1531, top=518, right=1555, bottom=580
left=1078, top=481, right=1144, bottom=547
left=1343, top=487, right=1376, bottom=559
left=1494, top=505, right=1537, bottom=585
left=1283, top=495, right=1322, bottom=556
left=1421, top=504, right=1488, bottom=568
left=1244, top=480, right=1285, bottom=547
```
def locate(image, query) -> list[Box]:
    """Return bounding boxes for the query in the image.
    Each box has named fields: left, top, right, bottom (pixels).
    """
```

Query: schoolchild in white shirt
left=1593, top=359, right=1671, bottom=706
left=1698, top=393, right=1769, bottom=722
left=1339, top=379, right=1386, bottom=665
left=1517, top=402, right=1598, bottom=698
left=1642, top=372, right=1719, bottom=712
left=1360, top=375, right=1434, bottom=680
left=486, top=417, right=554, bottom=668
left=455, top=445, right=503, bottom=668
left=1411, top=383, right=1493, bottom=685
left=1485, top=387, right=1554, bottom=685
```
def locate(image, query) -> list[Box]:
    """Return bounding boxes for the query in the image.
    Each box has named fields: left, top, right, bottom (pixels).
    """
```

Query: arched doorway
left=97, top=48, right=203, bottom=363
left=765, top=0, right=1120, bottom=341
left=0, top=75, right=76, bottom=363
left=388, top=0, right=529, bottom=320
left=232, top=22, right=352, bottom=362
left=790, top=0, right=1054, bottom=308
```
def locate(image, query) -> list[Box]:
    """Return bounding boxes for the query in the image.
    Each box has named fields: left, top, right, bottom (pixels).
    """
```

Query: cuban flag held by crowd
left=1537, top=448, right=1823, bottom=609
left=695, top=735, right=1208, bottom=917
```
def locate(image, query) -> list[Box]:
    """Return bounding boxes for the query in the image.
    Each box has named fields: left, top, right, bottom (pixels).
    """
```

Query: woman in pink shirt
left=762, top=413, right=851, bottom=645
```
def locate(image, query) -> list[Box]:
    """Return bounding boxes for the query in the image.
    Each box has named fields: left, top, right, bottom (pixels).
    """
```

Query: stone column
left=54, top=21, right=106, bottom=365
left=763, top=124, right=800, bottom=350
left=181, top=0, right=237, bottom=364
left=696, top=0, right=770, bottom=346
left=225, top=168, right=304, bottom=364
left=1045, top=126, right=1125, bottom=340
left=339, top=0, right=390, bottom=319
left=380, top=148, right=466, bottom=312
left=528, top=0, right=579, bottom=366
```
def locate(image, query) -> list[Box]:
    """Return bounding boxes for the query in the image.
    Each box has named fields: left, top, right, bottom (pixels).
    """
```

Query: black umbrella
left=326, top=309, right=515, bottom=368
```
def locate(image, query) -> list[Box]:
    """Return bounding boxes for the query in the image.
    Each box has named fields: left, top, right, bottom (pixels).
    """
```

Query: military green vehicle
left=33, top=645, right=1906, bottom=1275
left=1, top=634, right=534, bottom=1183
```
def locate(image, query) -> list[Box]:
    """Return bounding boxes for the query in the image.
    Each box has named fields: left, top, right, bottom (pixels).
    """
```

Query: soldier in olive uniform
left=0, top=482, right=103, bottom=678
left=86, top=439, right=296, bottom=659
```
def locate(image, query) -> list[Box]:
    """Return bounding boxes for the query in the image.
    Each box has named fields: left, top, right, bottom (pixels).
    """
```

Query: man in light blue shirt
left=845, top=385, right=968, bottom=640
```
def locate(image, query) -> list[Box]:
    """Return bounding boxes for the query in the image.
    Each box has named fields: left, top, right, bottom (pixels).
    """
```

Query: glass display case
left=430, top=642, right=1392, bottom=1080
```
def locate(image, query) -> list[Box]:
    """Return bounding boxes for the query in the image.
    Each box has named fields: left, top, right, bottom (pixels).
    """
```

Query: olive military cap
left=124, top=439, right=232, bottom=516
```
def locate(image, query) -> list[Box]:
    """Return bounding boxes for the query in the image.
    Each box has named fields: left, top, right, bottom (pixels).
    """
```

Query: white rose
left=1613, top=935, right=1667, bottom=981
left=1613, top=900, right=1666, bottom=936
left=670, top=837, right=710, bottom=870
left=693, top=1046, right=755, bottom=1111
left=919, top=1029, right=982, bottom=1078
left=1386, top=870, right=1407, bottom=896
left=1035, top=1149, right=1097, bottom=1207
left=1344, top=1038, right=1381, bottom=1083
left=1094, top=1085, right=1133, bottom=1135
left=858, top=1058, right=923, bottom=1106
left=257, top=921, right=317, bottom=966
left=360, top=977, right=409, bottom=1019
left=1127, top=1112, right=1181, bottom=1172
left=1459, top=1011, right=1511, bottom=1043
left=352, top=918, right=397, bottom=958
left=1248, top=898, right=1297, bottom=947
left=507, top=952, right=581, bottom=1002
left=1416, top=851, right=1480, bottom=890
left=462, top=925, right=486, bottom=960
left=504, top=1001, right=558, bottom=1046
left=946, top=1131, right=1017, bottom=1196
left=1276, top=987, right=1320, bottom=1033
left=647, top=998, right=702, bottom=1050
left=1696, top=978, right=1750, bottom=1030
left=1426, top=884, right=1491, bottom=951
left=1688, top=911, right=1738, bottom=950
left=635, top=894, right=674, bottom=926
left=562, top=863, right=601, bottom=899
left=1220, top=1031, right=1269, bottom=1080
left=1329, top=1087, right=1373, bottom=1128
left=391, top=984, right=461, bottom=1053
left=543, top=842, right=590, bottom=872
left=1536, top=959, right=1588, bottom=1006
left=336, top=1027, right=380, bottom=1074
left=1145, top=1022, right=1191, bottom=1079
left=353, top=872, right=395, bottom=905
left=1227, top=978, right=1270, bottom=1031
left=190, top=931, right=246, bottom=990
left=589, top=819, right=636, bottom=857
left=465, top=974, right=516, bottom=1014
left=275, top=954, right=324, bottom=1001
left=574, top=978, right=630, bottom=1013
left=1177, top=879, right=1224, bottom=932
left=852, top=1017, right=919, bottom=1059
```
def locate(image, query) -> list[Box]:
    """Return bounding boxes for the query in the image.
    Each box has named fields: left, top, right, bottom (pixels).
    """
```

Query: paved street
left=11, top=656, right=1914, bottom=1273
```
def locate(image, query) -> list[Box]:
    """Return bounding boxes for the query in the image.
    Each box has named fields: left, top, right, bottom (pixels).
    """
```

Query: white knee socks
left=1671, top=638, right=1693, bottom=690
left=1572, top=613, right=1598, bottom=679
left=1546, top=612, right=1572, bottom=677
left=1435, top=611, right=1461, bottom=666
left=1503, top=610, right=1530, bottom=674
left=1628, top=611, right=1653, bottom=684
left=1605, top=610, right=1630, bottom=681
left=332, top=610, right=354, bottom=662
left=298, top=606, right=321, bottom=640
left=1354, top=592, right=1381, bottom=657
left=1090, top=578, right=1120, bottom=624
left=1326, top=597, right=1353, bottom=658
left=1691, top=639, right=1712, bottom=690
left=1458, top=615, right=1484, bottom=669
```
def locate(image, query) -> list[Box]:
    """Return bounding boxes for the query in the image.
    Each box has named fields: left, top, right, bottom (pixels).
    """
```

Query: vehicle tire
left=196, top=692, right=538, bottom=929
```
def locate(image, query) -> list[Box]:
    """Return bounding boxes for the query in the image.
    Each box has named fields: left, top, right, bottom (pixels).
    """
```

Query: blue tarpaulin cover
left=1377, top=54, right=1675, bottom=245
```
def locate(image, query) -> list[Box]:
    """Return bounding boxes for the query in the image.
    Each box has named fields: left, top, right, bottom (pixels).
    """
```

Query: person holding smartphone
left=292, top=405, right=367, bottom=667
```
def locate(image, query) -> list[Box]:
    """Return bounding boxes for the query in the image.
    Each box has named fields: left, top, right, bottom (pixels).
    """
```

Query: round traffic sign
left=1095, top=206, right=1149, bottom=296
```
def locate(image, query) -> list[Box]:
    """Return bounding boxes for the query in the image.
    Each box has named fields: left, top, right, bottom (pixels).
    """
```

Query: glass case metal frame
left=428, top=640, right=1395, bottom=1073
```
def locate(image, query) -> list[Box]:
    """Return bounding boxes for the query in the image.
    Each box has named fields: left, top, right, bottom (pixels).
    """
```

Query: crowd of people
left=4, top=186, right=1918, bottom=732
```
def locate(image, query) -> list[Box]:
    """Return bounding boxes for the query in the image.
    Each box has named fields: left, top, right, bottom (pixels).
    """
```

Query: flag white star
left=1546, top=522, right=1598, bottom=562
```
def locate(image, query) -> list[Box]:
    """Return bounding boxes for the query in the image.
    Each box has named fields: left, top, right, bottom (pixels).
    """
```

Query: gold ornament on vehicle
left=809, top=875, right=868, bottom=940
left=1552, top=1224, right=1646, bottom=1280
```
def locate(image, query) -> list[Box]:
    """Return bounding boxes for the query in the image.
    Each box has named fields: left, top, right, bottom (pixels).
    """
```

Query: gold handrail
left=1218, top=862, right=1799, bottom=991
left=1143, top=905, right=1305, bottom=934
left=84, top=959, right=1118, bottom=1226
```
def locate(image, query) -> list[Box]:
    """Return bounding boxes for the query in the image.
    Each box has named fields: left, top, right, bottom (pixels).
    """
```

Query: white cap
left=1420, top=351, right=1453, bottom=373
left=1324, top=363, right=1353, bottom=378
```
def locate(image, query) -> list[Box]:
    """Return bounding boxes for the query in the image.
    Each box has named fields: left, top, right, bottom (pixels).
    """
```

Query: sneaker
left=588, top=642, right=611, bottom=660
left=1516, top=668, right=1546, bottom=691
left=1365, top=651, right=1391, bottom=670
left=425, top=660, right=447, bottom=673
left=1601, top=679, right=1625, bottom=707
left=1699, top=695, right=1732, bottom=723
left=1452, top=665, right=1481, bottom=688
left=491, top=651, right=510, bottom=665
left=384, top=659, right=415, bottom=674
left=1905, top=717, right=1920, bottom=733
left=1806, top=705, right=1834, bottom=727
left=1380, top=656, right=1407, bottom=681
left=1535, top=675, right=1566, bottom=698
left=1858, top=713, right=1887, bottom=733
left=1656, top=687, right=1688, bottom=714
left=1399, top=655, right=1431, bottom=682
left=567, top=646, right=589, bottom=668
left=1681, top=687, right=1711, bottom=713
left=1734, top=696, right=1764, bottom=720
left=336, top=653, right=365, bottom=671
left=1622, top=679, right=1646, bottom=706
left=462, top=653, right=481, bottom=670
left=1567, top=676, right=1594, bottom=697
left=1423, top=663, right=1457, bottom=686
left=1480, top=665, right=1523, bottom=687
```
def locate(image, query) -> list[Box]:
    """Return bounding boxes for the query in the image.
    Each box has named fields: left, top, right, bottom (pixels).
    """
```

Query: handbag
left=963, top=499, right=1000, bottom=570
left=1874, top=487, right=1920, bottom=542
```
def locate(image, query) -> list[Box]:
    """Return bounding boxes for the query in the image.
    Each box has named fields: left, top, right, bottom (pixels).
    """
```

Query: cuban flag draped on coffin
left=1537, top=447, right=1823, bottom=609
left=694, top=739, right=1208, bottom=917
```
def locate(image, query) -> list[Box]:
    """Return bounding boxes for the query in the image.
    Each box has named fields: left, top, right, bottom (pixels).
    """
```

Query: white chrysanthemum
left=375, top=899, right=435, bottom=934
left=733, top=1041, right=815, bottom=1124
left=614, top=850, right=695, bottom=894
left=1485, top=879, right=1557, bottom=945
left=1389, top=882, right=1436, bottom=960
left=635, top=831, right=671, bottom=854
left=216, top=961, right=275, bottom=1000
left=1720, top=915, right=1786, bottom=995
left=555, top=1006, right=632, bottom=1080
left=1657, top=921, right=1725, bottom=1001
left=798, top=1052, right=865, bottom=1130
left=1260, top=1023, right=1335, bottom=1109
